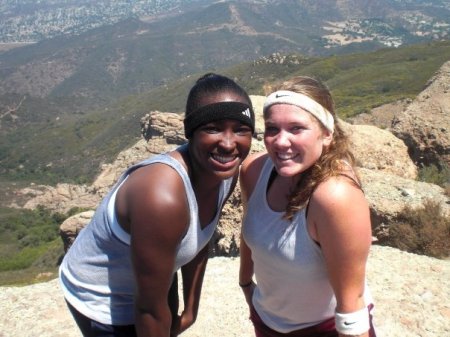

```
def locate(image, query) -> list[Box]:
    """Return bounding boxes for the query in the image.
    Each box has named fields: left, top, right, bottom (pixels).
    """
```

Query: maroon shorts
left=249, top=305, right=377, bottom=337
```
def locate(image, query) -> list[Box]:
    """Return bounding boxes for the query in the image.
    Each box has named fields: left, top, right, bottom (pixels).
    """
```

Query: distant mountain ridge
left=0, top=0, right=450, bottom=186
left=2, top=0, right=449, bottom=45
left=1, top=1, right=449, bottom=101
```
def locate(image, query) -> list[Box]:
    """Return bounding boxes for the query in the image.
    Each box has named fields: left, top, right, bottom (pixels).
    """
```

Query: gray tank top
left=59, top=145, right=233, bottom=325
left=243, top=157, right=372, bottom=332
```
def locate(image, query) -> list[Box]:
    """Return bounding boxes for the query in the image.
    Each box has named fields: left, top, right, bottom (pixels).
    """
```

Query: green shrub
left=67, top=206, right=92, bottom=217
left=0, top=206, right=70, bottom=276
left=418, top=162, right=450, bottom=187
left=0, top=239, right=64, bottom=285
left=380, top=200, right=450, bottom=258
left=0, top=204, right=84, bottom=285
left=0, top=245, right=49, bottom=271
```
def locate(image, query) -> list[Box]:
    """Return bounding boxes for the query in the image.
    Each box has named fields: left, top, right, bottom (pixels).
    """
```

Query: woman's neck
left=266, top=171, right=299, bottom=212
left=182, top=146, right=222, bottom=195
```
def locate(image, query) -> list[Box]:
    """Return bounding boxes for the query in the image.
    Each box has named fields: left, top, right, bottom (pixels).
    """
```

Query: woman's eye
left=291, top=125, right=303, bottom=132
left=201, top=125, right=220, bottom=133
left=264, top=126, right=278, bottom=134
left=235, top=126, right=252, bottom=135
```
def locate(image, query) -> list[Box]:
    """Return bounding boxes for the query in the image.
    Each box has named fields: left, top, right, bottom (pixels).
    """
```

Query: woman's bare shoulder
left=124, top=162, right=187, bottom=215
left=309, top=175, right=370, bottom=234
left=241, top=152, right=268, bottom=175
left=240, top=152, right=268, bottom=200
left=313, top=175, right=365, bottom=209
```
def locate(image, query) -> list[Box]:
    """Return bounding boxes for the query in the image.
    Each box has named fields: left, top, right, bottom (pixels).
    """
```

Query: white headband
left=263, top=90, right=334, bottom=133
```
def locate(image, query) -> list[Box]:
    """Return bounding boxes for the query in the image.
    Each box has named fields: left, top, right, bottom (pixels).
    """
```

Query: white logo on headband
left=275, top=93, right=290, bottom=98
left=242, top=108, right=251, bottom=119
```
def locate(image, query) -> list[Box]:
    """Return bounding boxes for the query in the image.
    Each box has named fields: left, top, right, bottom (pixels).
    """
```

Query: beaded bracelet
left=239, top=280, right=253, bottom=288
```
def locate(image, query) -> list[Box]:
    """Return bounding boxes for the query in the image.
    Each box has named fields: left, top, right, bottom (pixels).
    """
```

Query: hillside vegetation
left=1, top=40, right=449, bottom=186
left=0, top=206, right=68, bottom=285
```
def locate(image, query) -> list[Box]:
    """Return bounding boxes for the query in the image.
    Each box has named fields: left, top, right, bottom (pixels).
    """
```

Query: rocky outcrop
left=391, top=60, right=450, bottom=167
left=341, top=121, right=418, bottom=179
left=347, top=99, right=411, bottom=130
left=360, top=168, right=449, bottom=239
left=59, top=210, right=95, bottom=252
left=141, top=111, right=187, bottom=144
left=352, top=60, right=450, bottom=169
left=20, top=183, right=100, bottom=213
left=56, top=111, right=448, bottom=255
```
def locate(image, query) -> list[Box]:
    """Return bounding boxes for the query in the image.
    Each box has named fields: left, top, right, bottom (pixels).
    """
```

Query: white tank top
left=242, top=157, right=372, bottom=333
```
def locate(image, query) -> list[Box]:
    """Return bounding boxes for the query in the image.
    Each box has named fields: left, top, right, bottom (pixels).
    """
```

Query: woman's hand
left=170, top=311, right=195, bottom=337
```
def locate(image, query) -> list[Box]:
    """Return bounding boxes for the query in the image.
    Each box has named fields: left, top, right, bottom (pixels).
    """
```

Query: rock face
left=359, top=168, right=449, bottom=239
left=15, top=64, right=450, bottom=255
left=391, top=61, right=450, bottom=168
left=348, top=99, right=411, bottom=130
left=141, top=111, right=187, bottom=144
left=341, top=121, right=418, bottom=179
left=352, top=60, right=450, bottom=169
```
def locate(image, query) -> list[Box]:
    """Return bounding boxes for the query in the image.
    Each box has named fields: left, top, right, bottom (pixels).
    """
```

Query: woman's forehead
left=265, top=103, right=311, bottom=118
left=197, top=92, right=246, bottom=107
left=265, top=104, right=320, bottom=124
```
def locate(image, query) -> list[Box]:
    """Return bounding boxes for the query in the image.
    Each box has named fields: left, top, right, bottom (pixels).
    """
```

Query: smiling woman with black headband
left=239, top=76, right=377, bottom=337
left=59, top=73, right=254, bottom=337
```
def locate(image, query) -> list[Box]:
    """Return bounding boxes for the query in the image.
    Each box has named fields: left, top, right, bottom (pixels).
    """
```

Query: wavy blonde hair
left=265, top=76, right=359, bottom=221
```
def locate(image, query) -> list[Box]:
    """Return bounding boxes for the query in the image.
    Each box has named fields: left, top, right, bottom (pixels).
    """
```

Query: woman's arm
left=120, top=164, right=189, bottom=337
left=170, top=245, right=209, bottom=336
left=239, top=233, right=255, bottom=306
left=308, top=177, right=372, bottom=337
left=171, top=170, right=243, bottom=334
left=238, top=153, right=266, bottom=306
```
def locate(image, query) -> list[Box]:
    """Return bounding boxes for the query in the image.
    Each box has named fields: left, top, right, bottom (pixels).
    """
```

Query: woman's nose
left=274, top=130, right=290, bottom=148
left=219, top=130, right=236, bottom=150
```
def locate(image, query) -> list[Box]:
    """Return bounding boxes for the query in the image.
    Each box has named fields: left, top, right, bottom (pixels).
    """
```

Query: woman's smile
left=275, top=152, right=299, bottom=161
left=211, top=153, right=239, bottom=165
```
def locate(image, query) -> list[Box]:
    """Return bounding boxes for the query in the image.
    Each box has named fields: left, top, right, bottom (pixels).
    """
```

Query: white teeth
left=277, top=153, right=296, bottom=160
left=213, top=154, right=236, bottom=164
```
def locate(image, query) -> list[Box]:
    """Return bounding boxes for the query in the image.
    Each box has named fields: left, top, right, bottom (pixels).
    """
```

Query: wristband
left=239, top=280, right=253, bottom=288
left=335, top=307, right=370, bottom=335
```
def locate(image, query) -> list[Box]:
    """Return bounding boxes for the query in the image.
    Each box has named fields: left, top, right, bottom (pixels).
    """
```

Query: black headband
left=184, top=101, right=255, bottom=138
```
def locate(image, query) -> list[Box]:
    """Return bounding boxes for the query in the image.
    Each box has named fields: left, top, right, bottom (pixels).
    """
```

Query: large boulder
left=59, top=210, right=95, bottom=252
left=341, top=120, right=417, bottom=179
left=359, top=168, right=449, bottom=239
left=390, top=60, right=450, bottom=168
left=21, top=184, right=99, bottom=214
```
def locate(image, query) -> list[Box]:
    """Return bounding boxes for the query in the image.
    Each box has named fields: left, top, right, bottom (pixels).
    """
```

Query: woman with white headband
left=239, top=76, right=376, bottom=337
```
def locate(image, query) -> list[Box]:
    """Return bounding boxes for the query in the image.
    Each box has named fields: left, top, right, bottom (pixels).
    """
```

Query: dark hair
left=185, top=73, right=252, bottom=116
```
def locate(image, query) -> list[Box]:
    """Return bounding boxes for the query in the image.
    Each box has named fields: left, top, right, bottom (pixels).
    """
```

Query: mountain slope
left=1, top=0, right=449, bottom=103
left=1, top=41, right=449, bottom=186
left=1, top=1, right=450, bottom=185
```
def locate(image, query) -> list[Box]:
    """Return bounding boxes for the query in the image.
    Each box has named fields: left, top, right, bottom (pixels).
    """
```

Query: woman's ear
left=322, top=130, right=333, bottom=147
